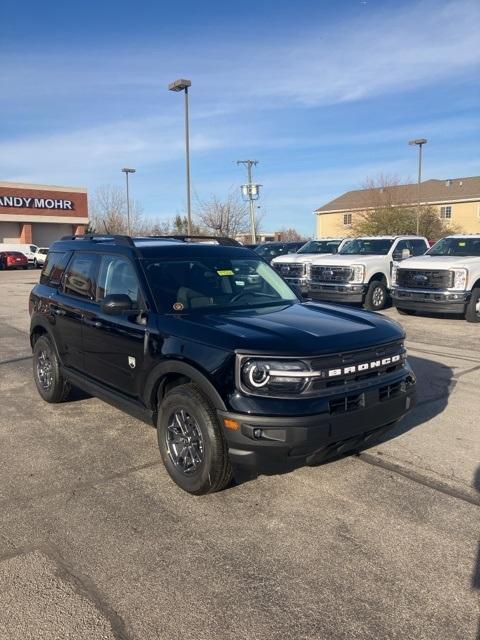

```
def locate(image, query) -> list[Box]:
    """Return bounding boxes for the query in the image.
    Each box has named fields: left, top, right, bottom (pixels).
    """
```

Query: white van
left=0, top=243, right=38, bottom=267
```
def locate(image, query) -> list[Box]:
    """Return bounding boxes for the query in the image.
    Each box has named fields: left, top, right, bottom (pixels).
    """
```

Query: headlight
left=240, top=358, right=311, bottom=396
left=391, top=265, right=398, bottom=286
left=350, top=264, right=365, bottom=284
left=450, top=268, right=468, bottom=290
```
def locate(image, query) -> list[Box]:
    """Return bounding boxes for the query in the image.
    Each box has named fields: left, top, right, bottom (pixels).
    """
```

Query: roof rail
left=138, top=235, right=242, bottom=247
left=60, top=234, right=136, bottom=247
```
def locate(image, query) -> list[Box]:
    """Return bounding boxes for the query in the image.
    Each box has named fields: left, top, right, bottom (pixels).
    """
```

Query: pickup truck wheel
left=396, top=307, right=416, bottom=316
left=465, top=288, right=480, bottom=323
left=157, top=383, right=232, bottom=495
left=33, top=335, right=71, bottom=403
left=364, top=281, right=388, bottom=311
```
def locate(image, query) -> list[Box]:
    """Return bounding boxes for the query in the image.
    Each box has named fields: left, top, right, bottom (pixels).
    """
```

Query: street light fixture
left=121, top=167, right=136, bottom=236
left=408, top=138, right=427, bottom=235
left=169, top=78, right=192, bottom=235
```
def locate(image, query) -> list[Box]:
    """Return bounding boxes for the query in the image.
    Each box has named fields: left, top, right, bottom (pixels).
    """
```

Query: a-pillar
left=19, top=223, right=33, bottom=244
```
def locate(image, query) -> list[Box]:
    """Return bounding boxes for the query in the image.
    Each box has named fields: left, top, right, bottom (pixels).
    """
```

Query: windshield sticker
left=235, top=280, right=245, bottom=286
left=217, top=269, right=234, bottom=276
left=459, top=242, right=466, bottom=246
left=173, top=302, right=184, bottom=311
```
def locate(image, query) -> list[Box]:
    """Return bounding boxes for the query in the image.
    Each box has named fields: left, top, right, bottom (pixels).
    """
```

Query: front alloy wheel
left=157, top=383, right=232, bottom=495
left=365, top=280, right=388, bottom=311
left=165, top=409, right=204, bottom=475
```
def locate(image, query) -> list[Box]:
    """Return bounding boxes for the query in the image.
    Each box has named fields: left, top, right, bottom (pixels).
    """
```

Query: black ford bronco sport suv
left=29, top=235, right=416, bottom=494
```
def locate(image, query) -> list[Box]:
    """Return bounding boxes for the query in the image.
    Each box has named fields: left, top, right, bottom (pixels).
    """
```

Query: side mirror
left=101, top=294, right=135, bottom=315
left=401, top=248, right=411, bottom=260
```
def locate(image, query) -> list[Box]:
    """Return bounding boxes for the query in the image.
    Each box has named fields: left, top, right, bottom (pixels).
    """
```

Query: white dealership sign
left=0, top=195, right=74, bottom=210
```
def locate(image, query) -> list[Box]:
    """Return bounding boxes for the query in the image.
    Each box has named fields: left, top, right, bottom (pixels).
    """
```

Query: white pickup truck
left=271, top=238, right=350, bottom=292
left=392, top=235, right=480, bottom=322
left=307, top=235, right=430, bottom=311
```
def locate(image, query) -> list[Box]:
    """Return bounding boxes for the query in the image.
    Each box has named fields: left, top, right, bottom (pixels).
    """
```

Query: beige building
left=315, top=176, right=480, bottom=237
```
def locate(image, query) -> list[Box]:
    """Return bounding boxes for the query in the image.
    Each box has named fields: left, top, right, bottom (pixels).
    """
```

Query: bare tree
left=89, top=185, right=146, bottom=235
left=195, top=190, right=263, bottom=238
left=352, top=175, right=460, bottom=240
left=276, top=228, right=308, bottom=242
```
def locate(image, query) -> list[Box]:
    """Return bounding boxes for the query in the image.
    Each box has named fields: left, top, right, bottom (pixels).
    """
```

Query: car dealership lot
left=0, top=269, right=479, bottom=640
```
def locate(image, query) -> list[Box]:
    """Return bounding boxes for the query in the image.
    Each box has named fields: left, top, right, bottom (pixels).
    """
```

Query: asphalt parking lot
left=0, top=269, right=479, bottom=640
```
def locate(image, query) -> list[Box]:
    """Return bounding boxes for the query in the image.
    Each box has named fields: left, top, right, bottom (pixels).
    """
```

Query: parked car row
left=268, top=234, right=480, bottom=323
left=0, top=244, right=49, bottom=269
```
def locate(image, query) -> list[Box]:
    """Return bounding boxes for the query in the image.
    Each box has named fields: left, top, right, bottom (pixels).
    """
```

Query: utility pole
left=121, top=167, right=136, bottom=235
left=168, top=79, right=192, bottom=234
left=237, top=160, right=261, bottom=244
left=408, top=138, right=427, bottom=235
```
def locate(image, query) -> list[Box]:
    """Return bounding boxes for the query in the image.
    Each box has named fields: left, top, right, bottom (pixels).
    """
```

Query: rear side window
left=63, top=252, right=99, bottom=300
left=40, top=251, right=70, bottom=286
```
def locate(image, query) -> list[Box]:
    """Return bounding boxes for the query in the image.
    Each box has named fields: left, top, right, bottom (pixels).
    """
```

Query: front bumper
left=392, top=287, right=469, bottom=314
left=282, top=276, right=309, bottom=292
left=307, top=282, right=366, bottom=304
left=219, top=370, right=416, bottom=471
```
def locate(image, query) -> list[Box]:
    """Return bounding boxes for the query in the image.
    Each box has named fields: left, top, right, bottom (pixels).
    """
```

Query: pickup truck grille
left=310, top=265, right=353, bottom=283
left=273, top=262, right=305, bottom=277
left=396, top=269, right=453, bottom=290
left=307, top=340, right=406, bottom=393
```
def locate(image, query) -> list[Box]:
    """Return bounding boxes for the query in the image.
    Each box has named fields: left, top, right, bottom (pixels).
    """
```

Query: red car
left=0, top=251, right=29, bottom=270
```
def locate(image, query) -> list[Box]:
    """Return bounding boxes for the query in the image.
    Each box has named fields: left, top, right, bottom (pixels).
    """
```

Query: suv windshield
left=297, top=240, right=340, bottom=254
left=145, top=256, right=298, bottom=312
left=339, top=239, right=394, bottom=255
left=428, top=237, right=480, bottom=257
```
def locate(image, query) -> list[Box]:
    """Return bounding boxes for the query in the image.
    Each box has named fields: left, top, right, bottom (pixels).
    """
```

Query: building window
left=440, top=206, right=452, bottom=219
left=343, top=213, right=352, bottom=226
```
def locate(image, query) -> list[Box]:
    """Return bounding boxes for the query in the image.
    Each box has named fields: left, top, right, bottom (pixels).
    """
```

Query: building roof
left=315, top=176, right=480, bottom=214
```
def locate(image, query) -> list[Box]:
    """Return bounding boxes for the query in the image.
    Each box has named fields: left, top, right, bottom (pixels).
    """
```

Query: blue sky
left=1, top=0, right=479, bottom=234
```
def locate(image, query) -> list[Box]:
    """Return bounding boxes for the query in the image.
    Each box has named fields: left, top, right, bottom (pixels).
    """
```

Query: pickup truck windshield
left=145, top=257, right=298, bottom=312
left=297, top=240, right=340, bottom=254
left=428, top=238, right=480, bottom=257
left=339, top=239, right=394, bottom=255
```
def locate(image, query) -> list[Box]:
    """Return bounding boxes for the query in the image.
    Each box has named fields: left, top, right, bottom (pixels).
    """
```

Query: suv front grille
left=310, top=265, right=353, bottom=283
left=397, top=269, right=453, bottom=290
left=274, top=262, right=305, bottom=278
left=307, top=340, right=406, bottom=394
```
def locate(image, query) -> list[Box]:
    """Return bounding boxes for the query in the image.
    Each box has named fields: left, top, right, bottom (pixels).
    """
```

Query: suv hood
left=310, top=254, right=386, bottom=267
left=272, top=253, right=332, bottom=265
left=399, top=255, right=479, bottom=270
left=164, top=302, right=404, bottom=355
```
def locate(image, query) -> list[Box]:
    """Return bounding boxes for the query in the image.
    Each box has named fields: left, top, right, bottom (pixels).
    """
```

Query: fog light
left=253, top=428, right=263, bottom=439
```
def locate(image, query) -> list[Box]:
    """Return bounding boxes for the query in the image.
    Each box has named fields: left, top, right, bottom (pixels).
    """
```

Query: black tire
left=33, top=259, right=38, bottom=268
left=396, top=307, right=416, bottom=316
left=32, top=335, right=71, bottom=403
left=157, top=383, right=232, bottom=495
left=364, top=280, right=388, bottom=311
left=465, top=288, right=480, bottom=323
left=22, top=266, right=28, bottom=270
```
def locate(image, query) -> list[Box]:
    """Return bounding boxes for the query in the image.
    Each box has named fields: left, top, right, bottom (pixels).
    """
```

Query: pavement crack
left=0, top=354, right=32, bottom=366
left=357, top=452, right=480, bottom=507
left=41, top=544, right=133, bottom=640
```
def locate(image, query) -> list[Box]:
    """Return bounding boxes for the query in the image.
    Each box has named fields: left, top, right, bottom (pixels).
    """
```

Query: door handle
left=83, top=318, right=102, bottom=328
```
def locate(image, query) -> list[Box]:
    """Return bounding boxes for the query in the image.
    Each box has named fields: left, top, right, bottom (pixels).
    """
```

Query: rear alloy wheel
left=465, top=288, right=480, bottom=323
left=157, top=383, right=232, bottom=495
left=364, top=280, right=388, bottom=311
left=33, top=335, right=71, bottom=403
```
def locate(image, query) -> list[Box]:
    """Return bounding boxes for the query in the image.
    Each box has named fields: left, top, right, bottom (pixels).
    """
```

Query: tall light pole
left=121, top=167, right=136, bottom=236
left=168, top=78, right=192, bottom=235
left=237, top=160, right=261, bottom=244
left=408, top=138, right=427, bottom=235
